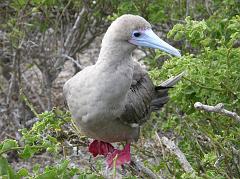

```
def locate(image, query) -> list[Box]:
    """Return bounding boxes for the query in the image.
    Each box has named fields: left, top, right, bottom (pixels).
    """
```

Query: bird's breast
left=65, top=58, right=137, bottom=142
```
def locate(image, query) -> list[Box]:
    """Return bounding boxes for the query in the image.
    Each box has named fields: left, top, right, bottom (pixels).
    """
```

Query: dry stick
left=64, top=7, right=86, bottom=52
left=205, top=0, right=213, bottom=15
left=6, top=50, right=17, bottom=105
left=6, top=47, right=23, bottom=129
left=61, top=54, right=83, bottom=70
left=54, top=7, right=86, bottom=72
left=7, top=72, right=15, bottom=105
left=131, top=159, right=163, bottom=179
left=186, top=0, right=190, bottom=17
left=194, top=102, right=240, bottom=123
left=25, top=117, right=39, bottom=127
left=155, top=132, right=194, bottom=173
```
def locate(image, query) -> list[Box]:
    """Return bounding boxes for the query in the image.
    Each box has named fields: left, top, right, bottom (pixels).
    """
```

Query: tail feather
left=150, top=71, right=185, bottom=111
left=160, top=71, right=185, bottom=87
left=151, top=96, right=169, bottom=111
left=155, top=86, right=173, bottom=90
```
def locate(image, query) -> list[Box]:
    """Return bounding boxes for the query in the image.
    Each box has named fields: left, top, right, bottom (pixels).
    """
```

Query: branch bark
left=130, top=159, right=163, bottom=179
left=64, top=8, right=86, bottom=52
left=194, top=102, right=240, bottom=123
left=51, top=7, right=86, bottom=81
left=61, top=54, right=83, bottom=70
left=156, top=132, right=194, bottom=173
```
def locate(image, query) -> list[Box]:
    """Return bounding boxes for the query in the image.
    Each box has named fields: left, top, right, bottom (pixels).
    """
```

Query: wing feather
left=119, top=62, right=184, bottom=125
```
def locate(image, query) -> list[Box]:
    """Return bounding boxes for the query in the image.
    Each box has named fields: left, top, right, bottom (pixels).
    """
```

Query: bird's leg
left=106, top=143, right=131, bottom=168
left=88, top=140, right=115, bottom=157
left=88, top=140, right=131, bottom=168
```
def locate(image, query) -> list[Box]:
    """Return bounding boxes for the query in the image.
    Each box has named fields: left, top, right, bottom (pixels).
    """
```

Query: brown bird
left=63, top=14, right=182, bottom=168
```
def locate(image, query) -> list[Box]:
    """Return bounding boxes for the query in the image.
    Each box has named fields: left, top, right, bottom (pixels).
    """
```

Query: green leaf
left=57, top=160, right=69, bottom=174
left=0, top=157, right=18, bottom=179
left=19, top=145, right=34, bottom=159
left=33, top=164, right=41, bottom=174
left=47, top=135, right=58, bottom=144
left=17, top=168, right=29, bottom=177
left=1, top=139, right=18, bottom=152
left=35, top=170, right=58, bottom=179
left=0, top=157, right=9, bottom=175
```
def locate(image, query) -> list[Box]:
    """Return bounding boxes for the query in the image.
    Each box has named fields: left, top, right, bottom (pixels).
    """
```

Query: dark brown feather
left=119, top=62, right=184, bottom=126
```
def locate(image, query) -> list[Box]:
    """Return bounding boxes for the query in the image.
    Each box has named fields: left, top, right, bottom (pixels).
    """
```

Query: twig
left=155, top=132, right=194, bottom=173
left=53, top=7, right=86, bottom=77
left=205, top=0, right=213, bottom=15
left=6, top=48, right=19, bottom=105
left=214, top=155, right=224, bottom=168
left=186, top=0, right=190, bottom=17
left=131, top=159, right=163, bottom=179
left=20, top=89, right=39, bottom=117
left=194, top=102, right=240, bottom=123
left=64, top=8, right=86, bottom=51
left=0, top=145, right=45, bottom=156
left=61, top=54, right=83, bottom=70
left=6, top=72, right=15, bottom=105
left=25, top=117, right=39, bottom=127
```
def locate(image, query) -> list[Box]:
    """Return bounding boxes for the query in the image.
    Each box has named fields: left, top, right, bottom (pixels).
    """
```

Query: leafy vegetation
left=0, top=109, right=103, bottom=178
left=148, top=1, right=240, bottom=178
left=0, top=0, right=239, bottom=178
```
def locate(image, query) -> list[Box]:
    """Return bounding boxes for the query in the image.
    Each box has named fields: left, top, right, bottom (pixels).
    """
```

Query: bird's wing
left=119, top=61, right=184, bottom=126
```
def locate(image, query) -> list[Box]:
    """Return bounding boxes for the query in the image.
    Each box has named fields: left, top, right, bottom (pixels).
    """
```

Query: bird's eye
left=133, top=32, right=141, bottom=37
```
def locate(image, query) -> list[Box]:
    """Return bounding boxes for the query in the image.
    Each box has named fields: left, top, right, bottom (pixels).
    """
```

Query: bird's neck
left=95, top=42, right=135, bottom=106
left=96, top=41, right=135, bottom=68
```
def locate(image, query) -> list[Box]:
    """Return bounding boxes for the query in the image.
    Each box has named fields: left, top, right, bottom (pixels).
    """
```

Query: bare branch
left=131, top=159, right=163, bottom=179
left=156, top=132, right=194, bottom=173
left=61, top=54, right=83, bottom=70
left=64, top=8, right=86, bottom=51
left=194, top=102, right=240, bottom=123
left=205, top=0, right=213, bottom=15
left=25, top=117, right=39, bottom=127
left=186, top=0, right=190, bottom=17
left=6, top=49, right=19, bottom=105
left=52, top=8, right=86, bottom=80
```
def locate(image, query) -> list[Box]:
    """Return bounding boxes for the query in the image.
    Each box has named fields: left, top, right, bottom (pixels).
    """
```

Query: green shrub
left=147, top=2, right=240, bottom=178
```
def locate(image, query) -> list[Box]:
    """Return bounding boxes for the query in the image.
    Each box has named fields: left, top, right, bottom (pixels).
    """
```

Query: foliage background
left=0, top=0, right=239, bottom=178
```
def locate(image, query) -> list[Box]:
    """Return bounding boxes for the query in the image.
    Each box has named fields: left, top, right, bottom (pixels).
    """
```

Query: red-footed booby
left=63, top=14, right=182, bottom=168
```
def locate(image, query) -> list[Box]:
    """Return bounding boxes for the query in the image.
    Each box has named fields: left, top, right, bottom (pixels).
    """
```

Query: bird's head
left=102, top=14, right=181, bottom=57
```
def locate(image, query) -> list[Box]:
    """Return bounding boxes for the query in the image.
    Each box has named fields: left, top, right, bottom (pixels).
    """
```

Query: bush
left=147, top=1, right=240, bottom=178
left=0, top=0, right=239, bottom=178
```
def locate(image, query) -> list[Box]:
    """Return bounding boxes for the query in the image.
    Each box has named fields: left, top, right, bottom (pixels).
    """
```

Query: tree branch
left=61, top=54, right=83, bottom=70
left=155, top=132, right=194, bottom=173
left=52, top=7, right=86, bottom=79
left=194, top=102, right=240, bottom=123
left=64, top=7, right=86, bottom=52
left=130, top=159, right=163, bottom=179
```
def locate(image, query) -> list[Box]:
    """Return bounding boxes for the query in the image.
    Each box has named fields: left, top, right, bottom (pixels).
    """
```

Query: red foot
left=106, top=144, right=131, bottom=168
left=88, top=140, right=115, bottom=157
